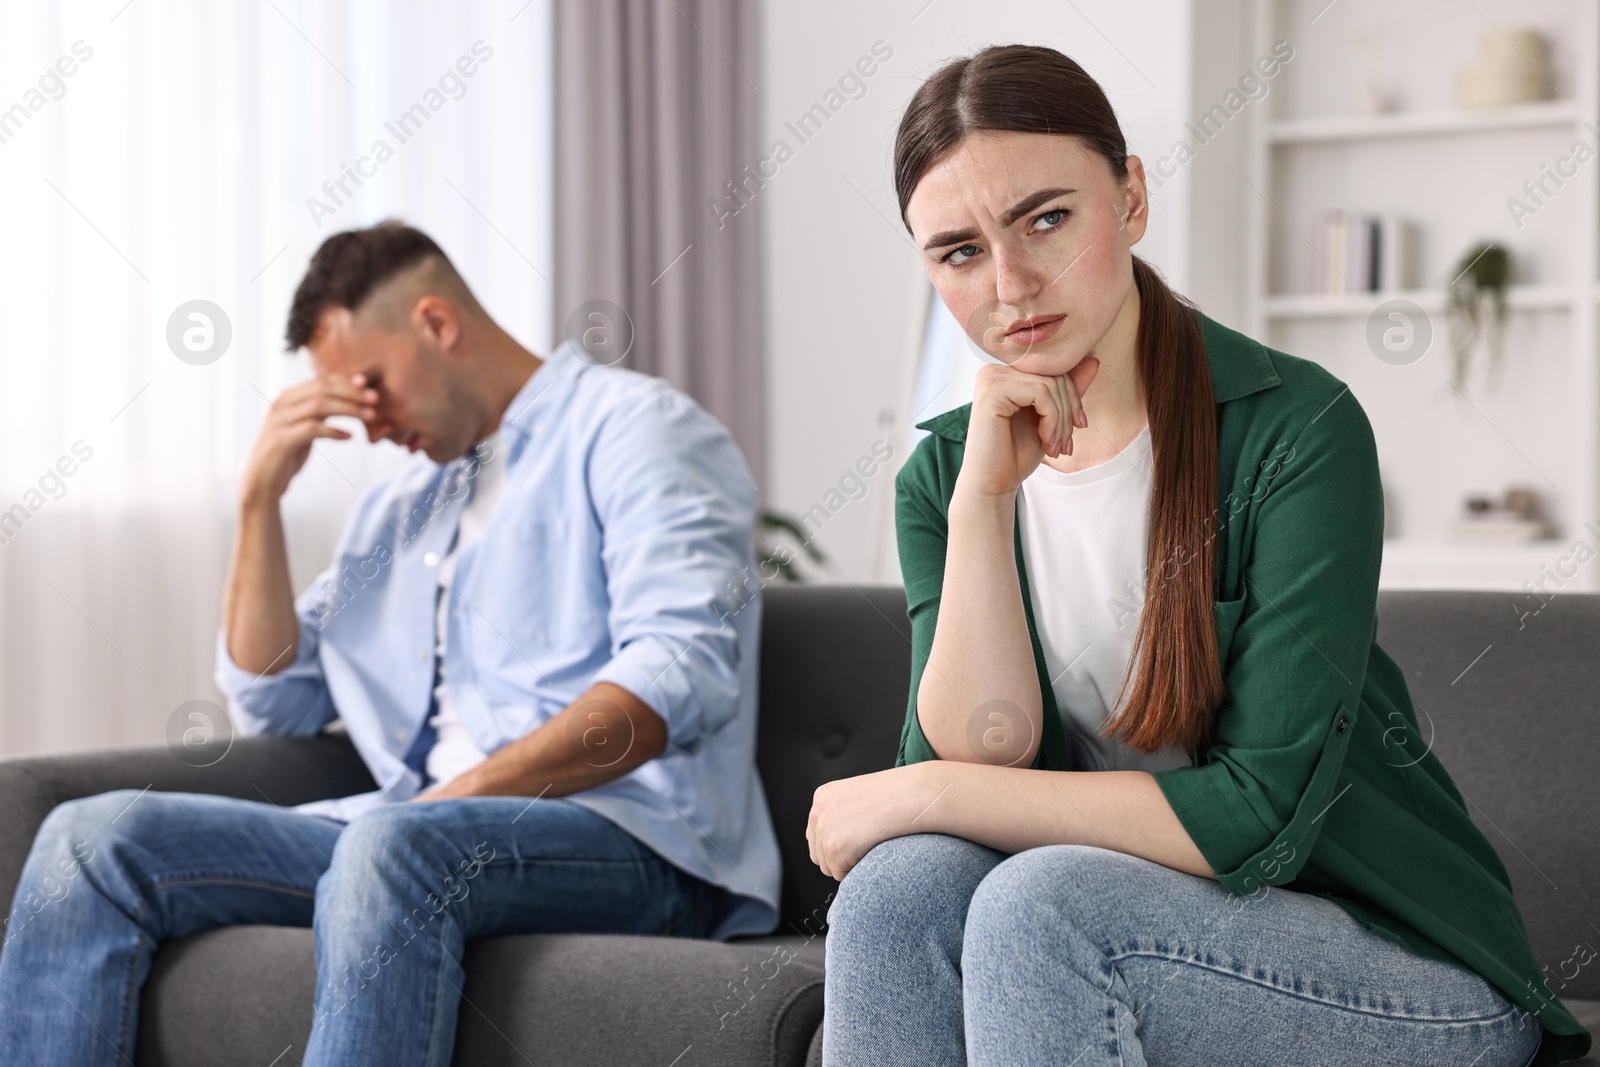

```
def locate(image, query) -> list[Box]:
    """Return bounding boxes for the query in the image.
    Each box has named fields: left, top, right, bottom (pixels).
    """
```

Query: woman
left=805, top=44, right=1590, bottom=1066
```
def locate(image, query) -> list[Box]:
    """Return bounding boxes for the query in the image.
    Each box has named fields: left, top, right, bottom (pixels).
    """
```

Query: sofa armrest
left=0, top=734, right=373, bottom=918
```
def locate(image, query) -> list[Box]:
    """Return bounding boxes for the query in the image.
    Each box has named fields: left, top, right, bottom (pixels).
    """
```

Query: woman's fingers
left=982, top=370, right=1064, bottom=439
left=1059, top=373, right=1082, bottom=431
left=1067, top=353, right=1100, bottom=404
left=809, top=795, right=840, bottom=879
left=807, top=798, right=826, bottom=875
left=1024, top=374, right=1067, bottom=458
left=1038, top=402, right=1064, bottom=458
left=1050, top=374, right=1073, bottom=455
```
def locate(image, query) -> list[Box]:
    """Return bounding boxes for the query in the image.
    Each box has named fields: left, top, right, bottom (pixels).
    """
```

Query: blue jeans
left=823, top=834, right=1543, bottom=1067
left=0, top=789, right=726, bottom=1066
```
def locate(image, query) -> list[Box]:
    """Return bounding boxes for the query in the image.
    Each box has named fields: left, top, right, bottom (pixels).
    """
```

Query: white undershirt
left=424, top=434, right=507, bottom=788
left=1015, top=424, right=1192, bottom=773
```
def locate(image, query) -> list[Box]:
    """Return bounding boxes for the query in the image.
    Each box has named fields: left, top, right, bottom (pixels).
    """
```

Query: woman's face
left=905, top=130, right=1148, bottom=377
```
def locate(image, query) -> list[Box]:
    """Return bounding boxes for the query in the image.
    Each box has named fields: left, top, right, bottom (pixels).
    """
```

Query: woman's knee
left=966, top=844, right=1138, bottom=939
left=827, top=832, right=1003, bottom=955
left=837, top=833, right=998, bottom=909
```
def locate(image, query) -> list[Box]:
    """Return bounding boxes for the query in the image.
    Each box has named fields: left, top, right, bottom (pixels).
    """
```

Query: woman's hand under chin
left=807, top=763, right=940, bottom=881
left=957, top=355, right=1099, bottom=500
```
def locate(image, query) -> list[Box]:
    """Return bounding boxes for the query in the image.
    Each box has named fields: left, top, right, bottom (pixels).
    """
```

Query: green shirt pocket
left=1214, top=593, right=1248, bottom=668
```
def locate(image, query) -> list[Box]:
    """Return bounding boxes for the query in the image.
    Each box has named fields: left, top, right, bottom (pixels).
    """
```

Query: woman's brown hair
left=894, top=43, right=1226, bottom=755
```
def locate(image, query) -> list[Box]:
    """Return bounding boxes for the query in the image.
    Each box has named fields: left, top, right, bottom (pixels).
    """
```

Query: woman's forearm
left=917, top=482, right=1044, bottom=765
left=911, top=761, right=1215, bottom=880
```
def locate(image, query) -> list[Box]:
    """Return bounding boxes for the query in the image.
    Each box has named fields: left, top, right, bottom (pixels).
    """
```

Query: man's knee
left=326, top=805, right=425, bottom=885
left=26, top=789, right=154, bottom=881
left=318, top=804, right=471, bottom=913
left=35, top=789, right=141, bottom=847
left=4, top=791, right=159, bottom=940
left=3, top=794, right=118, bottom=935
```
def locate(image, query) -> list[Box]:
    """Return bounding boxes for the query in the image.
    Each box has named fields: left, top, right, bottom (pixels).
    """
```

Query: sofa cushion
left=1567, top=1000, right=1600, bottom=1064
left=135, top=926, right=823, bottom=1067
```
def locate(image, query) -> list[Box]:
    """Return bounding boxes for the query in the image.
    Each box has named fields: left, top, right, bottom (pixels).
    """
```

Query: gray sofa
left=0, top=585, right=1596, bottom=1064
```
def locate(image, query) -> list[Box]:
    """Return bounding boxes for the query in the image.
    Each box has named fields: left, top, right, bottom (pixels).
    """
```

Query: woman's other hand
left=807, top=764, right=938, bottom=881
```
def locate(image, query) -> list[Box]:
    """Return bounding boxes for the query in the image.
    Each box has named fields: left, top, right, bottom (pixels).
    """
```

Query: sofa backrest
left=756, top=585, right=1600, bottom=1000
left=755, top=586, right=909, bottom=939
left=1373, top=589, right=1600, bottom=1001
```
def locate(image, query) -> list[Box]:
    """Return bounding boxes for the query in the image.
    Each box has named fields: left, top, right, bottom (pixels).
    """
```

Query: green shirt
left=892, top=308, right=1591, bottom=1064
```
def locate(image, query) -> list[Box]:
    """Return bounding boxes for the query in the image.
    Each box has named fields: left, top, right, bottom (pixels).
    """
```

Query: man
left=0, top=221, right=780, bottom=1065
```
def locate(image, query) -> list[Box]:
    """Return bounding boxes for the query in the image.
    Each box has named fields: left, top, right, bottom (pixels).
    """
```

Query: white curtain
left=0, top=0, right=553, bottom=757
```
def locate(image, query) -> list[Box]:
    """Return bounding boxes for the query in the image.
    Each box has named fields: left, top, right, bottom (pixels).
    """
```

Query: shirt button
left=393, top=728, right=406, bottom=742
left=415, top=647, right=429, bottom=662
left=1336, top=716, right=1349, bottom=734
left=423, top=551, right=441, bottom=567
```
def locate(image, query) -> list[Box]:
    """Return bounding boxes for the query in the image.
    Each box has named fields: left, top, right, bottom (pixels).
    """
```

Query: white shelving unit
left=1261, top=284, right=1573, bottom=320
left=1242, top=0, right=1600, bottom=593
left=1264, top=98, right=1580, bottom=145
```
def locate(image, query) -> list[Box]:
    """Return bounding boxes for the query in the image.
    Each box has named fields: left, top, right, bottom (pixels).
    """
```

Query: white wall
left=758, top=0, right=1199, bottom=582
left=1184, top=0, right=1251, bottom=330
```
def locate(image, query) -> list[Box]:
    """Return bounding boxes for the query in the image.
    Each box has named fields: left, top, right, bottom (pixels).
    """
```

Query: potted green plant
left=756, top=510, right=827, bottom=582
left=1444, top=241, right=1510, bottom=395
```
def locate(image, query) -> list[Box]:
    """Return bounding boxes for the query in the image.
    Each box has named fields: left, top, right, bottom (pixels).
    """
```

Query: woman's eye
left=1034, top=208, right=1068, bottom=232
left=945, top=244, right=980, bottom=266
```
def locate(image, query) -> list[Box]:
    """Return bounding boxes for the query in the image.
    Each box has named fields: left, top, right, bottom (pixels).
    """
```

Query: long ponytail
left=1105, top=256, right=1225, bottom=753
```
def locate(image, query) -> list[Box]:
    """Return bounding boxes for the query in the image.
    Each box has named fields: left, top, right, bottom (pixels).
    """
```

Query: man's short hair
left=284, top=220, right=454, bottom=351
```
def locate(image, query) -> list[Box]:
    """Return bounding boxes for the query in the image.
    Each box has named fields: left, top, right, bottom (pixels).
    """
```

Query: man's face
left=305, top=305, right=479, bottom=463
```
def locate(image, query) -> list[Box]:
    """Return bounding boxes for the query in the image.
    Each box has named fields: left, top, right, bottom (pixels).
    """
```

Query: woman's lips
left=1006, top=314, right=1064, bottom=347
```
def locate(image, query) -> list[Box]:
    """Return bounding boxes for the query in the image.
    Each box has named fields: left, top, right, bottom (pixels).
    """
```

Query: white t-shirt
left=424, top=434, right=507, bottom=787
left=1015, top=423, right=1193, bottom=773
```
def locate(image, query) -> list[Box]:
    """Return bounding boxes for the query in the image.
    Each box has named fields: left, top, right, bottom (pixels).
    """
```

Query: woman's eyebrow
left=921, top=187, right=1078, bottom=251
left=1000, top=187, right=1075, bottom=226
left=922, top=227, right=979, bottom=252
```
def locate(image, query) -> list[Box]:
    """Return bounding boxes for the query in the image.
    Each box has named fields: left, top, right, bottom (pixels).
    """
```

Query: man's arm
left=413, top=681, right=668, bottom=801
left=222, top=497, right=301, bottom=675
left=223, top=373, right=377, bottom=674
left=418, top=381, right=754, bottom=800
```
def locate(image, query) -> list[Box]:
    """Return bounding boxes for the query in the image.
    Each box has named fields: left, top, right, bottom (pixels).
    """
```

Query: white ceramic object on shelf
left=1455, top=29, right=1552, bottom=109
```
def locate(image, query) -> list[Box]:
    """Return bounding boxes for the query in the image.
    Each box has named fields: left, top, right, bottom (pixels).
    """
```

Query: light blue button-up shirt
left=214, top=342, right=779, bottom=939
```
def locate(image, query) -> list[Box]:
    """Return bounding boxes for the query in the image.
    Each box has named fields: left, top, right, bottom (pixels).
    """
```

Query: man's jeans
left=0, top=789, right=726, bottom=1066
left=823, top=834, right=1545, bottom=1067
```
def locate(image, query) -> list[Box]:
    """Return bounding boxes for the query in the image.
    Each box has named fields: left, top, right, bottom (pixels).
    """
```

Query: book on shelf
left=1379, top=214, right=1417, bottom=297
left=1312, top=210, right=1416, bottom=294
